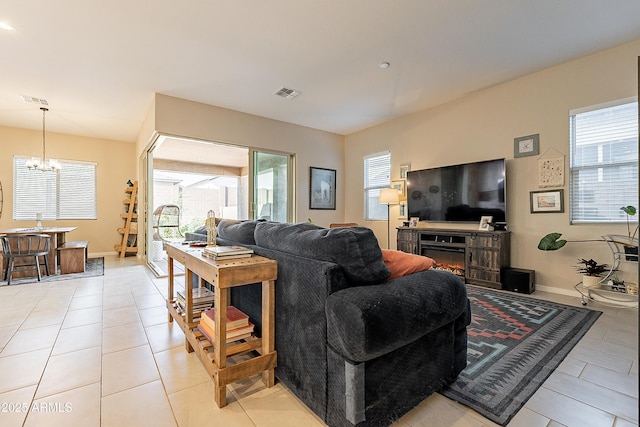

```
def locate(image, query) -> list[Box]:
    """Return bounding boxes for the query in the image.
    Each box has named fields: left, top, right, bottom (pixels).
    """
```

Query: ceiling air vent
left=273, top=87, right=302, bottom=100
left=21, top=95, right=49, bottom=106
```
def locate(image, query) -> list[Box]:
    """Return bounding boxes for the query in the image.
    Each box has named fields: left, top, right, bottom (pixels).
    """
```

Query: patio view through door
left=145, top=136, right=294, bottom=277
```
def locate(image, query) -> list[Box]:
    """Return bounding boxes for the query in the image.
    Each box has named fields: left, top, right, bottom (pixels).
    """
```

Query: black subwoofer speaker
left=502, top=268, right=535, bottom=294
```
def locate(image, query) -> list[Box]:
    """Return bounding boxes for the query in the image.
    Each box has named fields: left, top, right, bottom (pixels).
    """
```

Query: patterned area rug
left=0, top=257, right=104, bottom=285
left=442, top=285, right=602, bottom=426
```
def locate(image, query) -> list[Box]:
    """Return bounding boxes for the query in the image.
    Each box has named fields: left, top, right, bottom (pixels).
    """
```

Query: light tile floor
left=0, top=256, right=637, bottom=427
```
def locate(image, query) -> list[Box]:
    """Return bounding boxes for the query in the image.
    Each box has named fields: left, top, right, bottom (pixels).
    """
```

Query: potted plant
left=620, top=206, right=638, bottom=261
left=575, top=258, right=608, bottom=287
left=606, top=276, right=627, bottom=293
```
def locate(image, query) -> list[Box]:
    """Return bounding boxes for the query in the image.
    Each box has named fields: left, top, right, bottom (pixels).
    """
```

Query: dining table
left=0, top=226, right=77, bottom=279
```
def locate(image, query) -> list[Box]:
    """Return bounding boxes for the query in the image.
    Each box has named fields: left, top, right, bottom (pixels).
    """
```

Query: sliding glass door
left=143, top=139, right=295, bottom=277
left=251, top=150, right=294, bottom=223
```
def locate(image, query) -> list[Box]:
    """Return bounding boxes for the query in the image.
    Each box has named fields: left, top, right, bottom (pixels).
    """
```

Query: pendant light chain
left=26, top=106, right=60, bottom=171
left=42, top=107, right=47, bottom=162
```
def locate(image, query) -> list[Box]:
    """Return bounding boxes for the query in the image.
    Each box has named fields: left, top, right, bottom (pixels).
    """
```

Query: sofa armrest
left=326, top=269, right=469, bottom=363
left=184, top=232, right=207, bottom=241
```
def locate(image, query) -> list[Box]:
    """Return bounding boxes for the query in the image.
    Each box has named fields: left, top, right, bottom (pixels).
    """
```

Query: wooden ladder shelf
left=114, top=180, right=138, bottom=258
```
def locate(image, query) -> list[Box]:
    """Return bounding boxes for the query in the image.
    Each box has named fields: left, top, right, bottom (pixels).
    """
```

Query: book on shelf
left=176, top=299, right=213, bottom=313
left=176, top=287, right=214, bottom=312
left=203, top=245, right=254, bottom=257
left=177, top=287, right=214, bottom=300
left=201, top=305, right=249, bottom=330
left=202, top=251, right=253, bottom=260
left=197, top=322, right=254, bottom=344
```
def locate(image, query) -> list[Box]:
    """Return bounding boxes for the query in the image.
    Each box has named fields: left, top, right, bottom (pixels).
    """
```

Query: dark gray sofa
left=184, top=225, right=207, bottom=241
left=216, top=220, right=471, bottom=427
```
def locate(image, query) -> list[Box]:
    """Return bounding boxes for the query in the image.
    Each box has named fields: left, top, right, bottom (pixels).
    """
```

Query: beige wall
left=345, top=39, right=640, bottom=293
left=141, top=94, right=345, bottom=227
left=2, top=39, right=636, bottom=291
left=0, top=125, right=136, bottom=254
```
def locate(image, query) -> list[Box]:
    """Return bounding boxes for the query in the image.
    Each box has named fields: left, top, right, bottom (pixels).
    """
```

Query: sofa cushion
left=326, top=269, right=468, bottom=362
left=382, top=249, right=436, bottom=279
left=254, top=222, right=390, bottom=285
left=217, top=220, right=258, bottom=245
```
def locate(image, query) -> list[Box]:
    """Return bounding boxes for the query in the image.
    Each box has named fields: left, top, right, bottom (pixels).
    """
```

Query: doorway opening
left=147, top=136, right=249, bottom=276
left=145, top=135, right=295, bottom=277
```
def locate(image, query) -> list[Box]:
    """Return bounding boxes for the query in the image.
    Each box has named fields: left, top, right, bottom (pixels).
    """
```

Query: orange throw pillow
left=381, top=249, right=436, bottom=280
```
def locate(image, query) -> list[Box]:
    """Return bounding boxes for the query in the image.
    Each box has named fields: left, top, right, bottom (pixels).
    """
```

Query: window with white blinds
left=569, top=99, right=638, bottom=223
left=364, top=152, right=390, bottom=220
left=13, top=156, right=97, bottom=220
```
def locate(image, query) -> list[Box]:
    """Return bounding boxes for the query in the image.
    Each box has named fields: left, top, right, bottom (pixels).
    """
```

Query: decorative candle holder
left=206, top=210, right=217, bottom=247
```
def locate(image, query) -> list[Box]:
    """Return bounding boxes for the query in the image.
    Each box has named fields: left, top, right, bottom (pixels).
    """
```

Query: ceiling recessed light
left=0, top=23, right=15, bottom=31
left=379, top=62, right=390, bottom=69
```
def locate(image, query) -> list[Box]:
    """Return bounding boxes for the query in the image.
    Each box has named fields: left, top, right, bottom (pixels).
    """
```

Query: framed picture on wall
left=514, top=134, right=540, bottom=158
left=530, top=189, right=564, bottom=213
left=400, top=163, right=411, bottom=179
left=390, top=180, right=406, bottom=198
left=398, top=203, right=407, bottom=219
left=309, top=167, right=336, bottom=210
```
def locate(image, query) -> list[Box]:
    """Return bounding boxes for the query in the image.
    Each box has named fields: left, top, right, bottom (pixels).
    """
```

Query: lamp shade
left=379, top=188, right=400, bottom=204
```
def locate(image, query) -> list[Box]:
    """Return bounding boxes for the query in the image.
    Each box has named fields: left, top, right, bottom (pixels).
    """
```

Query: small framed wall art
left=309, top=167, right=336, bottom=210
left=400, top=163, right=411, bottom=179
left=530, top=189, right=564, bottom=213
left=514, top=134, right=540, bottom=158
left=390, top=180, right=406, bottom=198
left=399, top=204, right=407, bottom=219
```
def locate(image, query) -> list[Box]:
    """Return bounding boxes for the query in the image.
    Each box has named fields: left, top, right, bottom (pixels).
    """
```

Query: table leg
left=213, top=287, right=229, bottom=407
left=213, top=288, right=229, bottom=369
left=214, top=372, right=227, bottom=407
left=53, top=231, right=66, bottom=274
left=167, top=255, right=174, bottom=323
left=47, top=232, right=59, bottom=275
left=261, top=279, right=275, bottom=387
left=185, top=269, right=194, bottom=353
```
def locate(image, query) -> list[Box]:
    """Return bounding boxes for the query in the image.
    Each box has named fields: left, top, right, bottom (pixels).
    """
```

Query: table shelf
left=166, top=243, right=277, bottom=408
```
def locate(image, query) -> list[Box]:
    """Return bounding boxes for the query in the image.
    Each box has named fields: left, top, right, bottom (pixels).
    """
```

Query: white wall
left=344, top=39, right=640, bottom=293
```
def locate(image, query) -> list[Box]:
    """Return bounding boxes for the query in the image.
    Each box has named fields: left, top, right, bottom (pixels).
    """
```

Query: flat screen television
left=406, top=158, right=506, bottom=223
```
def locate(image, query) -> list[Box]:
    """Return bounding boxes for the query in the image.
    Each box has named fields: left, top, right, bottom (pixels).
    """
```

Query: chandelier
left=26, top=107, right=61, bottom=172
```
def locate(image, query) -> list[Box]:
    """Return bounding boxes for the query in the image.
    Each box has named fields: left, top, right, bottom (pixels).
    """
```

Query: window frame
left=13, top=156, right=98, bottom=221
left=569, top=97, right=638, bottom=224
left=363, top=151, right=391, bottom=221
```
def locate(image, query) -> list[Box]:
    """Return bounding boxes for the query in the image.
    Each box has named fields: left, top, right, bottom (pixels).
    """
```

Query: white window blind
left=364, top=152, right=390, bottom=220
left=569, top=100, right=638, bottom=223
left=14, top=156, right=97, bottom=220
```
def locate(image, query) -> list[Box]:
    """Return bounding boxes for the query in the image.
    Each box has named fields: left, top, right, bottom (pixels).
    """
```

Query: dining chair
left=1, top=234, right=51, bottom=285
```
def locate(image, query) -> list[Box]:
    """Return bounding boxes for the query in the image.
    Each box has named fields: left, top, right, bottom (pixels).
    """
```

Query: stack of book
left=176, top=287, right=214, bottom=313
left=202, top=245, right=254, bottom=260
left=198, top=305, right=254, bottom=344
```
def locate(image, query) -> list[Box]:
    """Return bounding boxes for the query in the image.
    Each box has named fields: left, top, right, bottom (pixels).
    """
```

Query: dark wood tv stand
left=397, top=227, right=510, bottom=289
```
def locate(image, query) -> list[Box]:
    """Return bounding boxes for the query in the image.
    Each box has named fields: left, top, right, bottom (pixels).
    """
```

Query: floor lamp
left=379, top=188, right=400, bottom=249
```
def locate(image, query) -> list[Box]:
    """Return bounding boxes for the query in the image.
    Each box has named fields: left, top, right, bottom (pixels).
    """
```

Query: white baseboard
left=534, top=284, right=579, bottom=298
left=89, top=251, right=123, bottom=258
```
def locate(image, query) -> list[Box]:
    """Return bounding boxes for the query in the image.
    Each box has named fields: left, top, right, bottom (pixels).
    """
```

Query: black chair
left=1, top=234, right=51, bottom=285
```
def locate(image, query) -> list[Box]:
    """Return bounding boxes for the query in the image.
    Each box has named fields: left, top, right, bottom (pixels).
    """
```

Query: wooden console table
left=165, top=243, right=278, bottom=407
